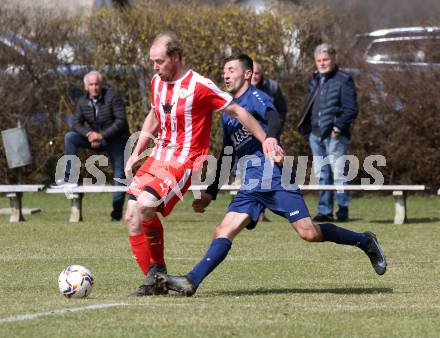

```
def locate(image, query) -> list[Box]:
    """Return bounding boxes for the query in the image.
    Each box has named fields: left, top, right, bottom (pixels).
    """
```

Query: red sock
left=128, top=233, right=151, bottom=275
left=142, top=215, right=165, bottom=267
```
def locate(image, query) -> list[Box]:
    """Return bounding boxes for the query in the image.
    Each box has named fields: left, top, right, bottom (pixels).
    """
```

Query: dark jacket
left=256, top=77, right=288, bottom=124
left=297, top=66, right=358, bottom=140
left=72, top=87, right=130, bottom=143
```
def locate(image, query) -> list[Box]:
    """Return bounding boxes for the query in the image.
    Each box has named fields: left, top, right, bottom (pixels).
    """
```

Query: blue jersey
left=221, top=86, right=283, bottom=191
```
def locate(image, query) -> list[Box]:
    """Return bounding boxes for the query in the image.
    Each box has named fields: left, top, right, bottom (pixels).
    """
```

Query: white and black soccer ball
left=58, top=265, right=94, bottom=298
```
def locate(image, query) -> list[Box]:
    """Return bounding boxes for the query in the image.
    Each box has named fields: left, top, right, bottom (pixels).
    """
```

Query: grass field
left=0, top=192, right=439, bottom=337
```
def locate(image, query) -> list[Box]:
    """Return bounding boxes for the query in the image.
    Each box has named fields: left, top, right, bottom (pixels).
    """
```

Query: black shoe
left=154, top=272, right=197, bottom=297
left=110, top=210, right=122, bottom=221
left=313, top=214, right=334, bottom=222
left=129, top=264, right=168, bottom=297
left=336, top=207, right=348, bottom=222
left=363, top=232, right=387, bottom=275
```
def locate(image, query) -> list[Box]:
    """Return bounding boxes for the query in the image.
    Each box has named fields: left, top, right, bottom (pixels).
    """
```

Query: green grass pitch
left=0, top=192, right=439, bottom=337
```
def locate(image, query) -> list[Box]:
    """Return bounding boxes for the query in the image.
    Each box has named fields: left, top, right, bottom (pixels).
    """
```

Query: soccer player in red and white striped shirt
left=124, top=32, right=281, bottom=296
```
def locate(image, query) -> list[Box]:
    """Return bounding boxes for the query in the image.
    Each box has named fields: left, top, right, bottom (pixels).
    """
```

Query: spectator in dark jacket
left=251, top=61, right=288, bottom=129
left=52, top=70, right=130, bottom=221
left=251, top=60, right=288, bottom=222
left=298, top=44, right=358, bottom=222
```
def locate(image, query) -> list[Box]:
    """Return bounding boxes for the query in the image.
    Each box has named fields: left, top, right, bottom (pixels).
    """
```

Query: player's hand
left=192, top=192, right=213, bottom=213
left=125, top=154, right=139, bottom=178
left=263, top=137, right=284, bottom=164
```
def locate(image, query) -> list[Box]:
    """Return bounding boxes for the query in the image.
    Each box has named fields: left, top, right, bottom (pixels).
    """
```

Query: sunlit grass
left=0, top=192, right=439, bottom=337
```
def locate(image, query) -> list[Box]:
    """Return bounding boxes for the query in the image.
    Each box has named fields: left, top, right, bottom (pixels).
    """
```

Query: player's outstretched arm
left=264, top=108, right=285, bottom=163
left=224, top=102, right=266, bottom=143
left=224, top=103, right=284, bottom=163
left=125, top=109, right=159, bottom=177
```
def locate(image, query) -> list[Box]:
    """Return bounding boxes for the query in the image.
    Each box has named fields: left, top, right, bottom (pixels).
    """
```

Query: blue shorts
left=227, top=189, right=310, bottom=228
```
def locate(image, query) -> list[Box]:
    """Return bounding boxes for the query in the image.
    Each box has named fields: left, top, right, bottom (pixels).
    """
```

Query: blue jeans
left=309, top=133, right=349, bottom=217
left=64, top=131, right=126, bottom=217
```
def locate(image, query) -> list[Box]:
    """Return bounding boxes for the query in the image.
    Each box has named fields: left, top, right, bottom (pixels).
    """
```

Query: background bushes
left=0, top=0, right=438, bottom=189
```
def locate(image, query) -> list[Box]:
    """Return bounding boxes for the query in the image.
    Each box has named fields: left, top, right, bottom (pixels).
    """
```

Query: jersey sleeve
left=197, top=78, right=233, bottom=113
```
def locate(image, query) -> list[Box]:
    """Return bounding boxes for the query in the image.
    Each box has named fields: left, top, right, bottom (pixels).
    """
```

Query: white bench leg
left=69, top=193, right=83, bottom=222
left=7, top=192, right=25, bottom=222
left=393, top=191, right=407, bottom=224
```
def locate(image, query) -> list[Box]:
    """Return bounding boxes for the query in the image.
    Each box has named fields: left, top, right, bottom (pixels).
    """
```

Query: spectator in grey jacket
left=298, top=44, right=358, bottom=222
left=52, top=70, right=130, bottom=221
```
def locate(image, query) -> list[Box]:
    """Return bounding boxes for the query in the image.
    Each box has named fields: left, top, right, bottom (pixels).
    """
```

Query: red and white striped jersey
left=149, top=69, right=232, bottom=170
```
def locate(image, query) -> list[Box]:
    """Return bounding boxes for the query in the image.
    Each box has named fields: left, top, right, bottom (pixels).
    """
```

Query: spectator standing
left=251, top=60, right=288, bottom=222
left=52, top=70, right=129, bottom=221
left=251, top=60, right=287, bottom=129
left=298, top=43, right=358, bottom=222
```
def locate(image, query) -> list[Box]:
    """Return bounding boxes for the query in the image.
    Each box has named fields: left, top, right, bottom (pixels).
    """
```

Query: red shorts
left=128, top=157, right=192, bottom=217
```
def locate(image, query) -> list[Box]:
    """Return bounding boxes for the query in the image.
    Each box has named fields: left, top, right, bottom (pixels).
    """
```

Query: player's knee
left=213, top=223, right=233, bottom=239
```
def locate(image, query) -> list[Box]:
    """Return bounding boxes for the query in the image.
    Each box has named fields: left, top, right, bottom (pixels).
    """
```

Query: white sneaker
left=50, top=179, right=78, bottom=189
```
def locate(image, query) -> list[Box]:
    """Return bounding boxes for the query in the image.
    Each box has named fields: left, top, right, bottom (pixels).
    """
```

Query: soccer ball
left=58, top=265, right=94, bottom=298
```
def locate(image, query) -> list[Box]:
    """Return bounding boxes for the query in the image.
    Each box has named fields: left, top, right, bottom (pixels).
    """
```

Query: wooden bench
left=191, top=184, right=425, bottom=224
left=46, top=185, right=227, bottom=222
left=300, top=185, right=425, bottom=224
left=0, top=185, right=45, bottom=222
left=46, top=185, right=128, bottom=222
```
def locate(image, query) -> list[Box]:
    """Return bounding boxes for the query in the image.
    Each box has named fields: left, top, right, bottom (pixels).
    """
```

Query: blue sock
left=187, top=238, right=232, bottom=287
left=319, top=223, right=369, bottom=250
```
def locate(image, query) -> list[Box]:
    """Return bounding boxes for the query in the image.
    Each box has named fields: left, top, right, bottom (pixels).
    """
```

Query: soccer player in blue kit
left=154, top=54, right=387, bottom=296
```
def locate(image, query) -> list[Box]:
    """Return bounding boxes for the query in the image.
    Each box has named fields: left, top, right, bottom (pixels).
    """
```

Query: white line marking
left=2, top=300, right=439, bottom=325
left=0, top=303, right=124, bottom=324
left=0, top=302, right=189, bottom=325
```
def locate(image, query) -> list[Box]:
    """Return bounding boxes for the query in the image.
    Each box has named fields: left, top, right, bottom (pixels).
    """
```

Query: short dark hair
left=223, top=53, right=253, bottom=71
left=152, top=31, right=184, bottom=60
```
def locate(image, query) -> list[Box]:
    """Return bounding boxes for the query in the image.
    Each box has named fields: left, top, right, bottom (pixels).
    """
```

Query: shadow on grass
left=370, top=217, right=440, bottom=224
left=334, top=218, right=362, bottom=223
left=216, top=287, right=393, bottom=297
